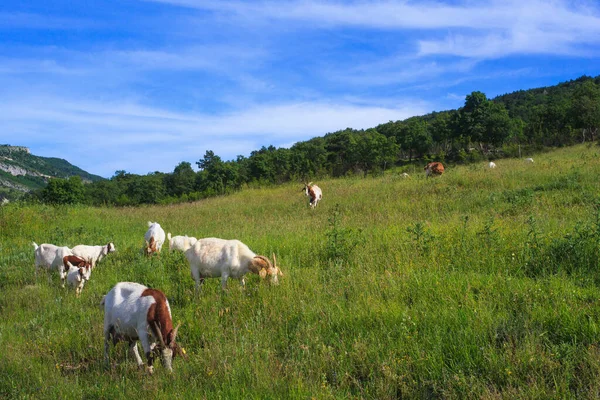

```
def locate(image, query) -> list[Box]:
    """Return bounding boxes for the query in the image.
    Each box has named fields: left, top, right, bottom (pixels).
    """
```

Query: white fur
left=488, top=161, right=497, bottom=169
left=401, top=172, right=410, bottom=178
left=525, top=158, right=534, bottom=163
left=167, top=233, right=198, bottom=252
left=145, top=221, right=166, bottom=254
left=71, top=243, right=115, bottom=268
left=32, top=242, right=72, bottom=284
left=66, top=263, right=92, bottom=297
left=102, top=282, right=173, bottom=373
left=185, top=238, right=278, bottom=291
left=304, top=183, right=323, bottom=209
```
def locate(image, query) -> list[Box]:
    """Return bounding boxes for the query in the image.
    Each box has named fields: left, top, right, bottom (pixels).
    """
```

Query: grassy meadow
left=2, top=144, right=600, bottom=398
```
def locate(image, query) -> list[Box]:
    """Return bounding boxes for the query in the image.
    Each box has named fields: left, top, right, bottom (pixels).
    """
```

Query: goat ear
left=259, top=269, right=267, bottom=279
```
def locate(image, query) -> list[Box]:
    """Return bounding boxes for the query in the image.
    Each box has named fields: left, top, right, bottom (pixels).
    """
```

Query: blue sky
left=1, top=0, right=600, bottom=177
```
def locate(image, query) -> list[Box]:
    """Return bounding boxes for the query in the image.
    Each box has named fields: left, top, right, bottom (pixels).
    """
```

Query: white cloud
left=147, top=0, right=600, bottom=59
left=0, top=95, right=427, bottom=177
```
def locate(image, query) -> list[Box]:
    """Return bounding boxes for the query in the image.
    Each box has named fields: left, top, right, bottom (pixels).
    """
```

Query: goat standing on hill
left=145, top=222, right=165, bottom=255
left=303, top=182, right=322, bottom=209
left=185, top=238, right=283, bottom=291
left=32, top=242, right=72, bottom=284
left=71, top=242, right=115, bottom=268
left=66, top=261, right=92, bottom=297
left=167, top=233, right=198, bottom=252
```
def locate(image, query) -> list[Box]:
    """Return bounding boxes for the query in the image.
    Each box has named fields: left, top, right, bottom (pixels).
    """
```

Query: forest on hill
left=33, top=75, right=600, bottom=206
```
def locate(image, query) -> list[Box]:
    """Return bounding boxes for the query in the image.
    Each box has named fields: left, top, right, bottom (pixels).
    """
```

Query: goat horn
left=172, top=322, right=181, bottom=343
left=153, top=322, right=166, bottom=348
left=272, top=253, right=277, bottom=268
left=254, top=255, right=272, bottom=270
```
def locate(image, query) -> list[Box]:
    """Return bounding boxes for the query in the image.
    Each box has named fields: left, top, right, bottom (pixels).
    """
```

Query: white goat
left=167, top=233, right=197, bottom=252
left=71, top=242, right=115, bottom=268
left=184, top=238, right=283, bottom=291
left=32, top=242, right=72, bottom=284
left=525, top=158, right=534, bottom=163
left=401, top=172, right=410, bottom=178
left=66, top=261, right=92, bottom=297
left=489, top=161, right=497, bottom=169
left=144, top=222, right=166, bottom=255
left=102, top=282, right=183, bottom=374
left=303, top=182, right=323, bottom=209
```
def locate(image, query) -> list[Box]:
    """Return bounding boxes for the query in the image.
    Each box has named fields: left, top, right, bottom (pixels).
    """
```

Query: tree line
left=36, top=75, right=600, bottom=206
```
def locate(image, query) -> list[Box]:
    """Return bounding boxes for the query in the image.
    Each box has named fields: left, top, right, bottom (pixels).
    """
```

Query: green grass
left=2, top=144, right=600, bottom=398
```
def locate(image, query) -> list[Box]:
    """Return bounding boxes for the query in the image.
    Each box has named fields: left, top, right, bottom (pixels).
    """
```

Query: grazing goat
left=32, top=242, right=72, bottom=283
left=303, top=182, right=323, bottom=209
left=401, top=172, right=410, bottom=178
left=71, top=242, right=115, bottom=268
left=424, top=162, right=445, bottom=177
left=145, top=222, right=166, bottom=255
left=489, top=161, right=497, bottom=169
left=525, top=157, right=534, bottom=163
left=184, top=238, right=283, bottom=291
left=167, top=233, right=198, bottom=252
left=102, top=282, right=183, bottom=374
left=66, top=261, right=92, bottom=297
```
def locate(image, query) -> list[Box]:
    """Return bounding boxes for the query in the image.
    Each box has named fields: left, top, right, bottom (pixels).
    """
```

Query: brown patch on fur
left=63, top=255, right=91, bottom=270
left=146, top=237, right=157, bottom=255
left=142, top=289, right=175, bottom=347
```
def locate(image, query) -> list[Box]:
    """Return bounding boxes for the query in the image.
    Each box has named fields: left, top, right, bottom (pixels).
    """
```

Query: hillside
left=0, top=145, right=104, bottom=201
left=55, top=74, right=599, bottom=208
left=1, top=145, right=600, bottom=398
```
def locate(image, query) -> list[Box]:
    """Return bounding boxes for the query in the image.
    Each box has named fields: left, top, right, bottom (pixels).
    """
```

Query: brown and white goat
left=71, top=242, right=115, bottom=268
left=102, top=282, right=184, bottom=374
left=62, top=255, right=92, bottom=288
left=424, top=162, right=445, bottom=177
left=65, top=261, right=92, bottom=297
left=145, top=221, right=166, bottom=255
left=184, top=238, right=283, bottom=291
left=303, top=182, right=323, bottom=209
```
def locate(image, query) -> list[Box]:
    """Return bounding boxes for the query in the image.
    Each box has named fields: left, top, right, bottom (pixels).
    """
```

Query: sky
left=1, top=0, right=600, bottom=178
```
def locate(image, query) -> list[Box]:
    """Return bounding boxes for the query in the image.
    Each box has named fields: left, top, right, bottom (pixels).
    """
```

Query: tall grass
left=2, top=145, right=600, bottom=398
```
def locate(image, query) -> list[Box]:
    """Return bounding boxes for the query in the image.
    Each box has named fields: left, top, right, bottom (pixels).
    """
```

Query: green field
left=2, top=144, right=600, bottom=399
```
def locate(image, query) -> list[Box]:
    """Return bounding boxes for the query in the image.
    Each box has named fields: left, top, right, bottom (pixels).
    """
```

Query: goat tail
left=147, top=221, right=153, bottom=227
left=167, top=232, right=172, bottom=240
left=32, top=242, right=38, bottom=250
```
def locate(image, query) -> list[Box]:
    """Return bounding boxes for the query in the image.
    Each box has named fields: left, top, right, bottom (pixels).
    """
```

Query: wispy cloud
left=0, top=95, right=427, bottom=176
left=148, top=0, right=600, bottom=59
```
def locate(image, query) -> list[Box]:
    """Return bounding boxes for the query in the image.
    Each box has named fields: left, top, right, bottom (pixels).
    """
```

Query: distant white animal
left=167, top=233, right=197, bottom=252
left=102, top=282, right=183, bottom=374
left=66, top=261, right=92, bottom=297
left=32, top=242, right=72, bottom=283
left=145, top=222, right=166, bottom=255
left=488, top=161, right=497, bottom=169
left=401, top=172, right=410, bottom=178
left=71, top=242, right=116, bottom=268
left=184, top=238, right=283, bottom=291
left=525, top=158, right=534, bottom=163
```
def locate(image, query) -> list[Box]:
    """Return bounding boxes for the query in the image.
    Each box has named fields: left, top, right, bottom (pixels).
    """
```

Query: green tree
left=570, top=80, right=600, bottom=142
left=41, top=176, right=86, bottom=204
left=166, top=161, right=196, bottom=197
